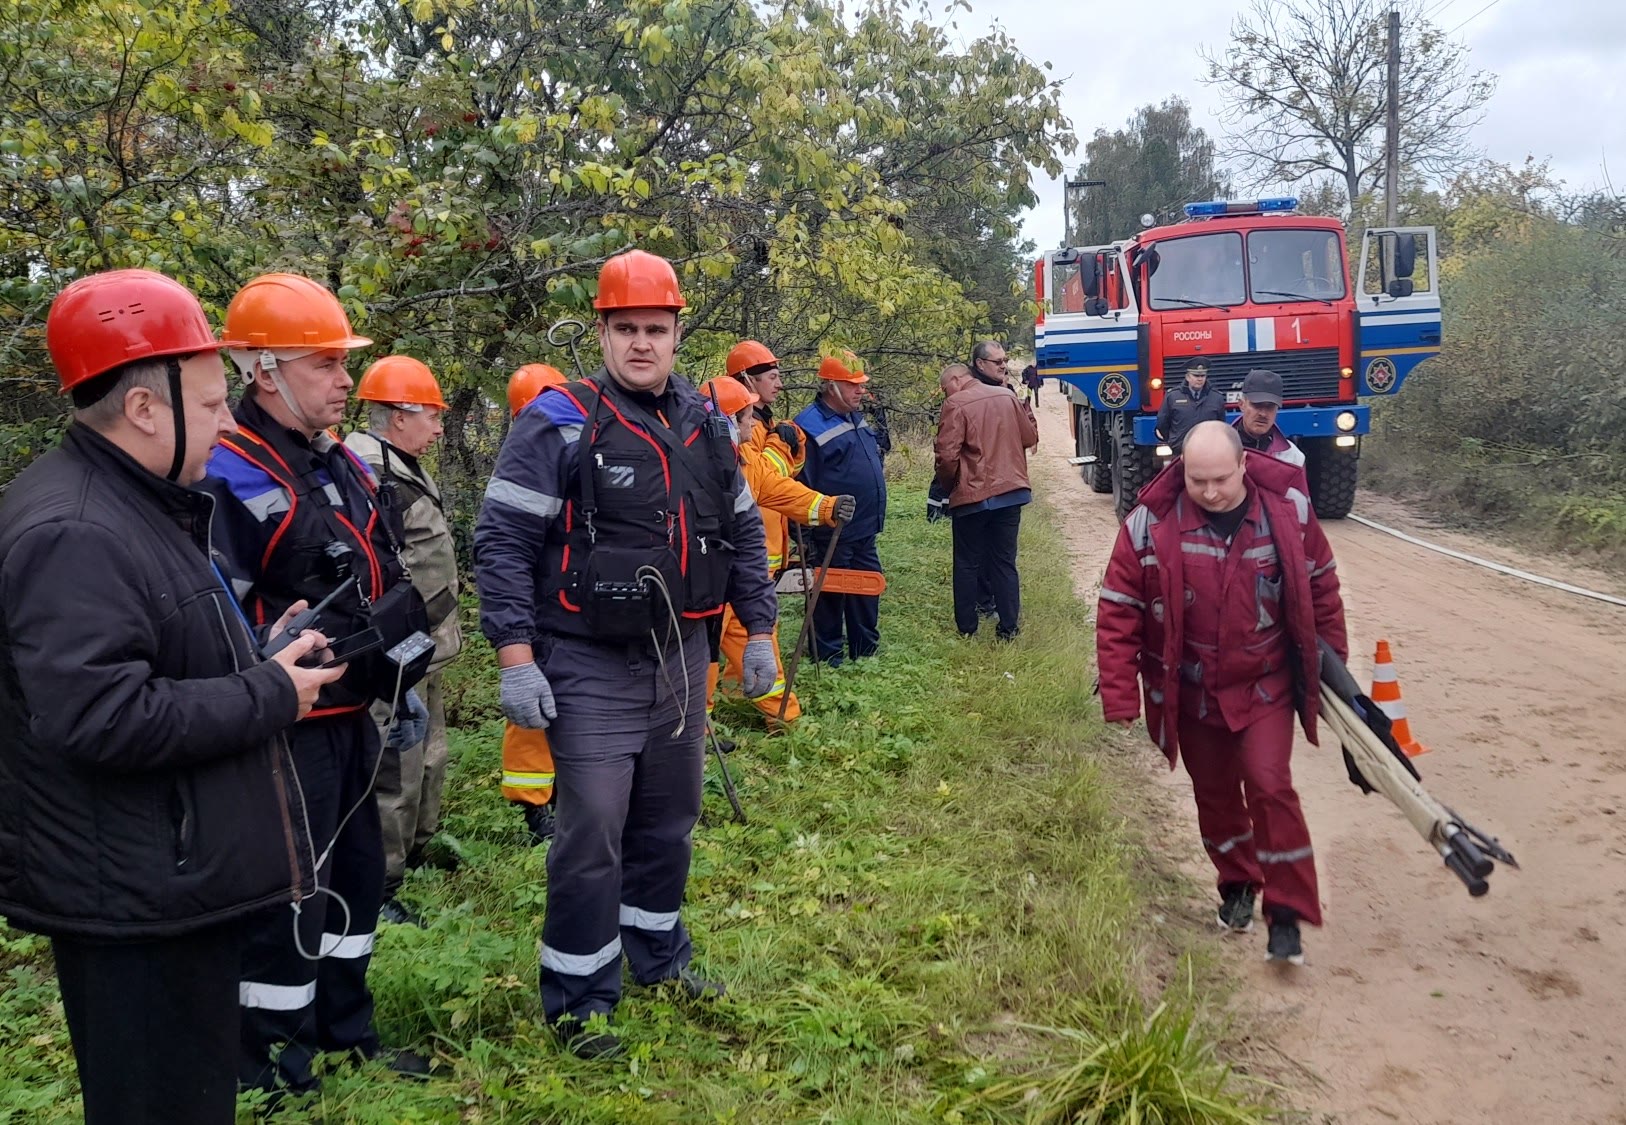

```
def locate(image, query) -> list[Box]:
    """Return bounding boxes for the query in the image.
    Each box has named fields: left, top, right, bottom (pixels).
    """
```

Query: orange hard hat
left=508, top=363, right=567, bottom=417
left=593, top=249, right=686, bottom=312
left=220, top=273, right=372, bottom=350
left=356, top=355, right=447, bottom=410
left=818, top=349, right=868, bottom=384
left=699, top=376, right=759, bottom=418
left=725, top=340, right=778, bottom=378
left=45, top=269, right=219, bottom=393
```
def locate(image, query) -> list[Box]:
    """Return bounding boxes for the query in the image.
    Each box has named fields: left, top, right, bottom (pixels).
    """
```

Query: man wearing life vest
left=347, top=357, right=465, bottom=925
left=474, top=251, right=779, bottom=1059
left=795, top=350, right=887, bottom=664
left=201, top=274, right=430, bottom=1093
left=499, top=362, right=569, bottom=844
left=699, top=376, right=853, bottom=726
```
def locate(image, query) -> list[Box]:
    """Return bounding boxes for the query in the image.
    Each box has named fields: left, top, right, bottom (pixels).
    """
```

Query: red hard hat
left=700, top=376, right=759, bottom=417
left=508, top=363, right=567, bottom=417
left=593, top=250, right=686, bottom=312
left=220, top=273, right=372, bottom=350
left=45, top=269, right=219, bottom=393
left=725, top=340, right=778, bottom=378
left=356, top=355, right=447, bottom=410
left=818, top=349, right=868, bottom=384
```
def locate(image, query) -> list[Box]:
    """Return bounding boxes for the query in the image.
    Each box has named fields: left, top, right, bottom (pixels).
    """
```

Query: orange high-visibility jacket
left=741, top=439, right=834, bottom=572
left=750, top=416, right=806, bottom=478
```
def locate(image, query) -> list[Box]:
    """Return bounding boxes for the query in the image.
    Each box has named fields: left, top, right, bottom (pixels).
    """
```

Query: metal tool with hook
left=546, top=317, right=590, bottom=380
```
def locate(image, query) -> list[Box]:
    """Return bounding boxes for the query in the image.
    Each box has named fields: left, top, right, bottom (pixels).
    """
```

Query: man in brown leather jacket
left=933, top=342, right=1040, bottom=640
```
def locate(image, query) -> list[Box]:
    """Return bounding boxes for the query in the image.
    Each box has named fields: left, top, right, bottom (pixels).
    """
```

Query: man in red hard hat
left=201, top=273, right=433, bottom=1094
left=0, top=269, right=341, bottom=1124
left=347, top=357, right=465, bottom=926
left=475, top=249, right=779, bottom=1058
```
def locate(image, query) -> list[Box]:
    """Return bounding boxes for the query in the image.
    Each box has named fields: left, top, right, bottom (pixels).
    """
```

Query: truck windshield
left=1146, top=232, right=1244, bottom=311
left=1248, top=228, right=1347, bottom=302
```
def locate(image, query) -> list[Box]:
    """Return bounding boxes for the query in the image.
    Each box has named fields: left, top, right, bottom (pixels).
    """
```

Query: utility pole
left=1385, top=6, right=1400, bottom=226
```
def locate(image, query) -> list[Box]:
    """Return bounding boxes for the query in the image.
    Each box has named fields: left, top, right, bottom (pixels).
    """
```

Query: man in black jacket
left=1154, top=359, right=1227, bottom=454
left=0, top=269, right=340, bottom=1124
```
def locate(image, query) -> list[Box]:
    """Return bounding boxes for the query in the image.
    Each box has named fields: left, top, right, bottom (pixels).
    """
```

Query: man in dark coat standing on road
left=1095, top=421, right=1347, bottom=965
left=1154, top=358, right=1227, bottom=454
left=0, top=269, right=338, bottom=1124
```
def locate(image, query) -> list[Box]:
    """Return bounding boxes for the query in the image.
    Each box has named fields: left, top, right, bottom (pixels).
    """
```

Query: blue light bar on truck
left=1183, top=197, right=1301, bottom=218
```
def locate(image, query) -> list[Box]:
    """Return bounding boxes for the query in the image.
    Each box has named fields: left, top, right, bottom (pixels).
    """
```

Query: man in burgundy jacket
left=1095, top=421, right=1347, bottom=965
left=934, top=351, right=1040, bottom=640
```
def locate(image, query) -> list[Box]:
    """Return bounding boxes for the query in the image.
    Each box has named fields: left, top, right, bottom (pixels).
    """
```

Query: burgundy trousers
left=1178, top=705, right=1322, bottom=925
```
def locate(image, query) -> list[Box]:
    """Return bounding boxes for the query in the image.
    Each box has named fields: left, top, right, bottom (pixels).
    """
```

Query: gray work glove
left=831, top=494, right=857, bottom=525
left=500, top=662, right=557, bottom=729
left=740, top=636, right=779, bottom=699
left=386, top=688, right=429, bottom=752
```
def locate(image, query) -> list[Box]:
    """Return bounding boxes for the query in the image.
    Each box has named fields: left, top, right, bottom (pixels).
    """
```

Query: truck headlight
left=1335, top=435, right=1357, bottom=448
left=1155, top=444, right=1173, bottom=458
left=1336, top=411, right=1357, bottom=432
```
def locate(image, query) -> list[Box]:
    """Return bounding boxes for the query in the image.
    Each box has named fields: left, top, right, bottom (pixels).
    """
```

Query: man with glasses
left=971, top=341, right=1033, bottom=427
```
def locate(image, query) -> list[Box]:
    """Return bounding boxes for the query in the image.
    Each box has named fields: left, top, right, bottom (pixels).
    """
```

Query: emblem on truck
left=1365, top=357, right=1397, bottom=393
left=1098, top=373, right=1132, bottom=408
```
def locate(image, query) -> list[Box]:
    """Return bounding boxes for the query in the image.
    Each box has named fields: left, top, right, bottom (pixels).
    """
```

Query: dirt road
left=1029, top=389, right=1626, bottom=1123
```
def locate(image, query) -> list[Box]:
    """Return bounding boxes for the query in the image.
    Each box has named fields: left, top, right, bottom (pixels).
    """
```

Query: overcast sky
left=969, top=0, right=1626, bottom=252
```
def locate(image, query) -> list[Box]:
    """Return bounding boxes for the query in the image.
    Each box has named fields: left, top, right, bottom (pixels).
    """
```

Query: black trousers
left=239, top=713, right=384, bottom=1092
left=951, top=505, right=1023, bottom=637
left=808, top=534, right=882, bottom=664
left=54, top=921, right=243, bottom=1125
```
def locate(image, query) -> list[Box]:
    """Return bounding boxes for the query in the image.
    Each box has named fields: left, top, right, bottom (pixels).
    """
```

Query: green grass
left=0, top=478, right=1272, bottom=1124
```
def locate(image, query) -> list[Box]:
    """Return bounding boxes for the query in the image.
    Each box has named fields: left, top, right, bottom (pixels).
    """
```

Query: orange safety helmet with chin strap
left=593, top=249, right=686, bottom=312
left=818, top=349, right=868, bottom=384
left=220, top=273, right=373, bottom=351
left=46, top=269, right=219, bottom=394
left=356, top=355, right=447, bottom=411
left=699, top=376, right=759, bottom=419
left=508, top=363, right=567, bottom=417
left=725, top=340, right=778, bottom=379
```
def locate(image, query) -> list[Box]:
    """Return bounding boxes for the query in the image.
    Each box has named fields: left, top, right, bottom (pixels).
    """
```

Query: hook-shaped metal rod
left=546, top=317, right=590, bottom=380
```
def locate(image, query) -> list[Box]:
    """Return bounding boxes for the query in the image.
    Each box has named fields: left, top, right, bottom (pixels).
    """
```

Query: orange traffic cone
left=1370, top=639, right=1428, bottom=757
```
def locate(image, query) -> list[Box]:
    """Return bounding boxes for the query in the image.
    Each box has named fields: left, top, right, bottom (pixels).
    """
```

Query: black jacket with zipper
left=0, top=424, right=313, bottom=940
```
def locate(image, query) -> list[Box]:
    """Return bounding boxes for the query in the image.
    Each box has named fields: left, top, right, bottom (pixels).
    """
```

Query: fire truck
left=1034, top=197, right=1441, bottom=520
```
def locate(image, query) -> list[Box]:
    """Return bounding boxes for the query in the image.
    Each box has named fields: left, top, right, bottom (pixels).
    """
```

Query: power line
left=1423, top=0, right=1465, bottom=21
left=1447, top=0, right=1503, bottom=34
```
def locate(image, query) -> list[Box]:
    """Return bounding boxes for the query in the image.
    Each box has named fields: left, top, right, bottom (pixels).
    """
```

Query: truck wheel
left=1084, top=410, right=1112, bottom=493
left=1111, top=430, right=1153, bottom=521
left=1304, top=439, right=1358, bottom=520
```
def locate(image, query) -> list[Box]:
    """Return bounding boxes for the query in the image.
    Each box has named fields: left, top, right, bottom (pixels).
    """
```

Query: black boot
left=524, top=802, right=556, bottom=845
left=378, top=897, right=422, bottom=928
